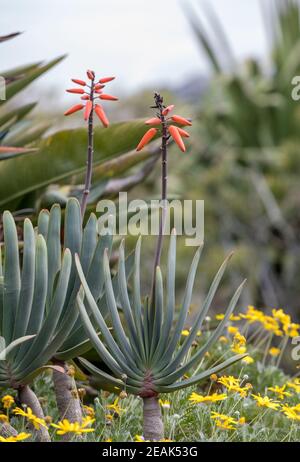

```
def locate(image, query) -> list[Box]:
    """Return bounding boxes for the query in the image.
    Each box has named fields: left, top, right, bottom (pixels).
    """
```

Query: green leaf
left=12, top=219, right=35, bottom=341
left=2, top=211, right=21, bottom=343
left=157, top=354, right=246, bottom=392
left=0, top=103, right=37, bottom=131
left=150, top=230, right=176, bottom=364
left=156, top=280, right=246, bottom=384
left=4, top=55, right=66, bottom=101
left=118, top=241, right=145, bottom=365
left=150, top=267, right=164, bottom=358
left=157, top=253, right=233, bottom=375
left=1, top=335, right=35, bottom=359
left=16, top=249, right=72, bottom=372
left=76, top=254, right=143, bottom=381
left=156, top=245, right=202, bottom=369
left=0, top=120, right=157, bottom=209
left=46, top=204, right=62, bottom=301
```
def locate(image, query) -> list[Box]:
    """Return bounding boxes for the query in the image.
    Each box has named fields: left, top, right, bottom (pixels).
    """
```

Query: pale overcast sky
left=1, top=0, right=268, bottom=102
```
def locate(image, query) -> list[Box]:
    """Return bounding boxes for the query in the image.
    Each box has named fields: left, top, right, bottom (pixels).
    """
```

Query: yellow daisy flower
left=1, top=395, right=14, bottom=410
left=251, top=394, right=280, bottom=410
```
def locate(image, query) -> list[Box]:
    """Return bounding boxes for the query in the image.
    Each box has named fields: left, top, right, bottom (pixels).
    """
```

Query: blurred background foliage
left=1, top=0, right=300, bottom=320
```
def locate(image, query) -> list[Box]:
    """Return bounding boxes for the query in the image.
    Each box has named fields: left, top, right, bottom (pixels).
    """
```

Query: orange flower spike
left=99, top=94, right=119, bottom=101
left=177, top=127, right=190, bottom=138
left=94, top=104, right=109, bottom=127
left=64, top=104, right=84, bottom=116
left=145, top=117, right=161, bottom=126
left=162, top=105, right=175, bottom=116
left=171, top=115, right=192, bottom=126
left=84, top=100, right=93, bottom=121
left=168, top=125, right=186, bottom=152
left=71, top=78, right=86, bottom=86
left=87, top=69, right=95, bottom=80
left=136, top=128, right=158, bottom=152
left=99, top=77, right=115, bottom=84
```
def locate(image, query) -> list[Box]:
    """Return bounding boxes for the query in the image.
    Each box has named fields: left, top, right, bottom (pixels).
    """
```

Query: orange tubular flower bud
left=71, top=78, right=86, bottom=86
left=66, top=88, right=85, bottom=94
left=94, top=104, right=109, bottom=127
left=177, top=127, right=190, bottom=138
left=99, top=94, right=119, bottom=101
left=136, top=128, right=157, bottom=152
left=145, top=117, right=161, bottom=126
left=94, top=83, right=105, bottom=91
left=87, top=69, right=95, bottom=80
left=162, top=105, right=175, bottom=116
left=81, top=94, right=90, bottom=100
left=64, top=104, right=84, bottom=116
left=84, top=100, right=93, bottom=121
left=99, top=77, right=115, bottom=84
left=171, top=115, right=192, bottom=126
left=168, top=125, right=186, bottom=152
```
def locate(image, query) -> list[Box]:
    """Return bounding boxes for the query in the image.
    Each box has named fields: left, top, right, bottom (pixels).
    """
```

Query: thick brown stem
left=52, top=360, right=82, bottom=441
left=18, top=385, right=51, bottom=442
left=143, top=396, right=164, bottom=441
left=0, top=422, right=18, bottom=438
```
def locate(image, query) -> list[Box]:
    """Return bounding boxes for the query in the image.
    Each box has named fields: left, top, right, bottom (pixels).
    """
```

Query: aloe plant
left=74, top=93, right=246, bottom=441
left=75, top=235, right=245, bottom=440
left=35, top=198, right=107, bottom=429
left=0, top=188, right=136, bottom=442
left=0, top=209, right=73, bottom=440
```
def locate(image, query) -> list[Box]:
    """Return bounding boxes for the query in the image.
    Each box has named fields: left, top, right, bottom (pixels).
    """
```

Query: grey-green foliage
left=0, top=32, right=65, bottom=158
left=0, top=208, right=73, bottom=387
left=37, top=197, right=133, bottom=362
left=0, top=197, right=127, bottom=387
left=76, top=231, right=246, bottom=396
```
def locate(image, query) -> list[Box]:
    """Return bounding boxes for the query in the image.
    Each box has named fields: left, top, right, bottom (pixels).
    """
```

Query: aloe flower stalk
left=64, top=70, right=118, bottom=217
left=75, top=94, right=246, bottom=441
left=137, top=93, right=192, bottom=293
left=59, top=72, right=118, bottom=435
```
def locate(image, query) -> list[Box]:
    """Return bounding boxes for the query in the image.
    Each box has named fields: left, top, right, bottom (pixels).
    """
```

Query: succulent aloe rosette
left=64, top=69, right=118, bottom=216
left=38, top=198, right=112, bottom=432
left=74, top=93, right=246, bottom=441
left=76, top=235, right=245, bottom=441
left=39, top=198, right=133, bottom=435
left=0, top=210, right=74, bottom=441
left=0, top=197, right=132, bottom=440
